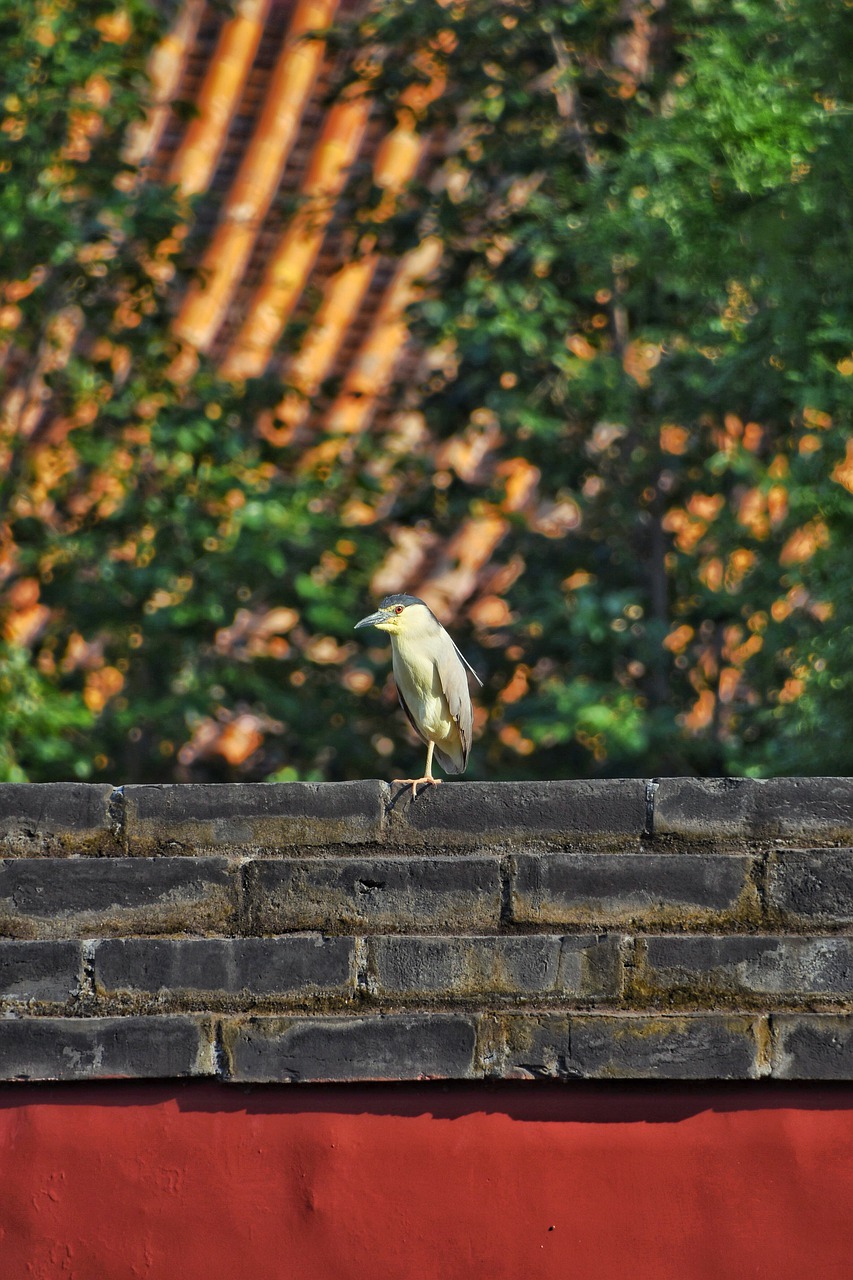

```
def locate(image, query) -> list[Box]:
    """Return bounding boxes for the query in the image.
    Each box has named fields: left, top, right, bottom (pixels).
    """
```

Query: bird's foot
left=392, top=776, right=442, bottom=800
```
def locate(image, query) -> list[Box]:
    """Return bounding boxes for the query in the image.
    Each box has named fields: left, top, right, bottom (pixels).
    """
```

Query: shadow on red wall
left=2, top=1081, right=852, bottom=1279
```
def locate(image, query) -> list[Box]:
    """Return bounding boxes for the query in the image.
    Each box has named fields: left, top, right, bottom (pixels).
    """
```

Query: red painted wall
left=2, top=1082, right=853, bottom=1279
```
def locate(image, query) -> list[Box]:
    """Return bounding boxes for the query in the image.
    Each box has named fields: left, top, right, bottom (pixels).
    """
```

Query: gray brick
left=655, top=776, right=853, bottom=844
left=511, top=851, right=756, bottom=928
left=371, top=934, right=621, bottom=1001
left=223, top=1013, right=480, bottom=1082
left=94, top=936, right=355, bottom=1001
left=502, top=1013, right=761, bottom=1080
left=0, top=1015, right=214, bottom=1080
left=390, top=780, right=646, bottom=848
left=124, top=781, right=387, bottom=854
left=0, top=941, right=82, bottom=1004
left=767, top=849, right=853, bottom=925
left=641, top=935, right=853, bottom=1001
left=773, top=1015, right=853, bottom=1079
left=245, top=856, right=500, bottom=933
left=0, top=858, right=237, bottom=938
left=0, top=783, right=118, bottom=856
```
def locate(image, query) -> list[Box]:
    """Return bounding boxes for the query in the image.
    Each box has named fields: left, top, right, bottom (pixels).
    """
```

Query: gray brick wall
left=2, top=778, right=853, bottom=1083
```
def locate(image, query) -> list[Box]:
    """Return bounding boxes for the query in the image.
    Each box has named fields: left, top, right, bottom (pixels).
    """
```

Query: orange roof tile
left=141, top=0, right=441, bottom=442
left=174, top=0, right=339, bottom=351
left=169, top=0, right=271, bottom=199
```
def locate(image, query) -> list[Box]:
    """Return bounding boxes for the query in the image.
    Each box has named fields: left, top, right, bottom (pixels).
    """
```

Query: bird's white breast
left=392, top=632, right=453, bottom=741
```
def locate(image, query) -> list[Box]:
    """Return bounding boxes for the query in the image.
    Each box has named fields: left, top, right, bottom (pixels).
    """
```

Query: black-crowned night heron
left=355, top=593, right=481, bottom=795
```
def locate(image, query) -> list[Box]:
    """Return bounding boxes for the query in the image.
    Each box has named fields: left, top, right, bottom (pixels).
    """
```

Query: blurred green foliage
left=2, top=0, right=853, bottom=782
left=0, top=1, right=385, bottom=781
left=339, top=0, right=853, bottom=778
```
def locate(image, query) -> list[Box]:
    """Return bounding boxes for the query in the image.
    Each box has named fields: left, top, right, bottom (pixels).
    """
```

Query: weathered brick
left=767, top=849, right=853, bottom=926
left=245, top=856, right=500, bottom=934
left=502, top=1013, right=761, bottom=1079
left=0, top=940, right=82, bottom=1004
left=773, top=1015, right=853, bottom=1079
left=371, top=934, right=621, bottom=1001
left=511, top=851, right=756, bottom=928
left=640, top=935, right=853, bottom=1001
left=124, top=781, right=386, bottom=854
left=0, top=1015, right=214, bottom=1080
left=4, top=777, right=853, bottom=1087
left=0, top=858, right=237, bottom=938
left=222, top=1013, right=480, bottom=1082
left=655, top=777, right=853, bottom=844
left=390, top=780, right=647, bottom=848
left=94, top=936, right=355, bottom=1002
left=0, top=783, right=118, bottom=856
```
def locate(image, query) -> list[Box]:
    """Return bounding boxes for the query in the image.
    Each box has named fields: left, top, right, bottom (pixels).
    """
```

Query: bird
left=354, top=593, right=481, bottom=796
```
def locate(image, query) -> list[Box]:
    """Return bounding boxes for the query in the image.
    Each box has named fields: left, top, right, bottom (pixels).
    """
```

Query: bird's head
left=354, top=594, right=432, bottom=637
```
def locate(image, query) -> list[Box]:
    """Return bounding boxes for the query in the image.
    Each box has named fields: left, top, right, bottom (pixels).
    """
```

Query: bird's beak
left=354, top=610, right=387, bottom=631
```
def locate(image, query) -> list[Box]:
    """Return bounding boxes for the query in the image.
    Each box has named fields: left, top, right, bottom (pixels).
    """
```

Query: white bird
left=355, top=593, right=481, bottom=796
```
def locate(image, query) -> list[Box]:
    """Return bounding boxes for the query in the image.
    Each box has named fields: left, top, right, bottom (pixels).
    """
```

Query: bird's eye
left=394, top=605, right=404, bottom=614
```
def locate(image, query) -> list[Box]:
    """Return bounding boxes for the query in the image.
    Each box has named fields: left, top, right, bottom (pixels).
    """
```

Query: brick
left=0, top=783, right=118, bottom=856
left=0, top=1016, right=214, bottom=1080
left=767, top=849, right=853, bottom=925
left=390, top=780, right=646, bottom=848
left=511, top=851, right=756, bottom=928
left=655, top=777, right=853, bottom=844
left=245, top=856, right=500, bottom=934
left=640, top=935, right=853, bottom=1001
left=0, top=941, right=82, bottom=1004
left=502, top=1013, right=761, bottom=1080
left=222, top=1013, right=480, bottom=1082
left=773, top=1015, right=853, bottom=1079
left=94, top=936, right=355, bottom=1002
left=0, top=858, right=237, bottom=939
left=124, top=781, right=386, bottom=854
left=371, top=934, right=622, bottom=1001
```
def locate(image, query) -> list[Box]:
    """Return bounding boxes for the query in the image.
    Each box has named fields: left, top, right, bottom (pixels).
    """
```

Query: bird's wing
left=434, top=627, right=474, bottom=774
left=396, top=686, right=429, bottom=746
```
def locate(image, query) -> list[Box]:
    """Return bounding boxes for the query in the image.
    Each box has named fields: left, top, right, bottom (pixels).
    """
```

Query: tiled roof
left=145, top=0, right=435, bottom=441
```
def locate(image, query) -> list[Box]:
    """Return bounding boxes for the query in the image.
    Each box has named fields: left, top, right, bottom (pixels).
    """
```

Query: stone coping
left=3, top=777, right=853, bottom=856
left=1, top=780, right=853, bottom=1083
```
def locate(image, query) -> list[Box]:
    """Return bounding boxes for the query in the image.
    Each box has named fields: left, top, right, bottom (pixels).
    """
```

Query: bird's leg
left=393, top=740, right=442, bottom=799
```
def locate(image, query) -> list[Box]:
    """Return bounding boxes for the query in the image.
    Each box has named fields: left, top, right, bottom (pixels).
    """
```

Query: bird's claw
left=392, top=776, right=442, bottom=799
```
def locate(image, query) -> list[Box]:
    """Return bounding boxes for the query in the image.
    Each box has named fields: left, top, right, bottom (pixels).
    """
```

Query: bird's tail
left=434, top=741, right=467, bottom=775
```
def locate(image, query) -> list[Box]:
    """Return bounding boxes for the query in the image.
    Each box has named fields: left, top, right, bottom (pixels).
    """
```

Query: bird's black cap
left=378, top=594, right=427, bottom=610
